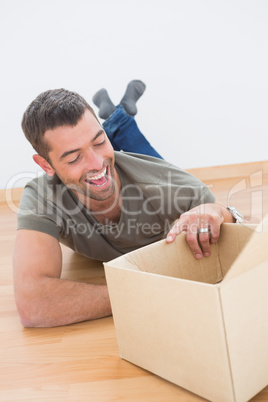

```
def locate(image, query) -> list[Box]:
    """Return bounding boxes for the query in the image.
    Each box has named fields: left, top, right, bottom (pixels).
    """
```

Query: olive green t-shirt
left=17, top=152, right=215, bottom=261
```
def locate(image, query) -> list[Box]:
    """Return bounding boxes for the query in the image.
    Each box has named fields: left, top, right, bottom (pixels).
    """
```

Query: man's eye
left=68, top=155, right=81, bottom=165
left=95, top=138, right=106, bottom=146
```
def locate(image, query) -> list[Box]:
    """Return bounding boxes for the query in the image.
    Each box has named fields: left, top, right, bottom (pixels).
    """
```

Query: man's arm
left=166, top=203, right=235, bottom=259
left=13, top=230, right=111, bottom=328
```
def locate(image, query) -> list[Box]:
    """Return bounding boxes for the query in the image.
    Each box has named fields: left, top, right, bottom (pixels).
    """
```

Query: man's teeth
left=87, top=167, right=107, bottom=181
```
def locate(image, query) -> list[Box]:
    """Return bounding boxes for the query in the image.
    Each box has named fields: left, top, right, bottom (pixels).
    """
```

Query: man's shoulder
left=114, top=151, right=171, bottom=167
left=19, top=173, right=70, bottom=213
left=114, top=151, right=194, bottom=185
left=114, top=151, right=174, bottom=183
left=21, top=173, right=64, bottom=199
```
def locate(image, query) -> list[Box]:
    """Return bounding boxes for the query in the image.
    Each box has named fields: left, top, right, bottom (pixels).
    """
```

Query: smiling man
left=13, top=82, right=238, bottom=328
left=33, top=109, right=121, bottom=219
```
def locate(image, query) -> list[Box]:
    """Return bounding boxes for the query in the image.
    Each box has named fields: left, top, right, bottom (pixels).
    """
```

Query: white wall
left=1, top=0, right=267, bottom=189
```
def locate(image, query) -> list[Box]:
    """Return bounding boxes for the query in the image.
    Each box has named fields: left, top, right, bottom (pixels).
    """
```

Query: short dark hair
left=21, top=88, right=98, bottom=162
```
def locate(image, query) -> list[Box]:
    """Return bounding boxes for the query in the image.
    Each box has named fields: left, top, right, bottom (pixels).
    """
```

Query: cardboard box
left=104, top=219, right=268, bottom=402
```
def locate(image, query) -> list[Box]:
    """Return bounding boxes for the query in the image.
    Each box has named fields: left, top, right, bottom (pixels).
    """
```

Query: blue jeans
left=102, top=105, right=163, bottom=159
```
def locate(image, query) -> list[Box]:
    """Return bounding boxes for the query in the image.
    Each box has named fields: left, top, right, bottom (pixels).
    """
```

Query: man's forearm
left=18, top=277, right=112, bottom=328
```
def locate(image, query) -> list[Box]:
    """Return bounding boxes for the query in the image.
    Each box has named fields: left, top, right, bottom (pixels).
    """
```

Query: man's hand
left=166, top=203, right=234, bottom=259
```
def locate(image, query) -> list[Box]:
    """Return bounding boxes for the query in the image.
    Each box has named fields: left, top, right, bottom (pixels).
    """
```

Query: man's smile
left=84, top=166, right=109, bottom=187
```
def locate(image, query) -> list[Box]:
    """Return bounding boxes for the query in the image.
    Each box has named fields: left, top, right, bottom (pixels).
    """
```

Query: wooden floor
left=0, top=161, right=268, bottom=401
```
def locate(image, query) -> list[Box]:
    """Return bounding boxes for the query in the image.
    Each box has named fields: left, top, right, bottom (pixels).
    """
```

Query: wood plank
left=1, top=160, right=267, bottom=206
left=187, top=160, right=268, bottom=181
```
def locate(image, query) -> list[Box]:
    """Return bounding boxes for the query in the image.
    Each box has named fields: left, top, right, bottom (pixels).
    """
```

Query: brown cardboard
left=104, top=218, right=268, bottom=402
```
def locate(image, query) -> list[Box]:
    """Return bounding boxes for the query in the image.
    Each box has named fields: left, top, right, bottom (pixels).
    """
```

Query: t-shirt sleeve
left=188, top=181, right=216, bottom=208
left=138, top=159, right=216, bottom=222
left=17, top=185, right=61, bottom=240
left=165, top=165, right=216, bottom=215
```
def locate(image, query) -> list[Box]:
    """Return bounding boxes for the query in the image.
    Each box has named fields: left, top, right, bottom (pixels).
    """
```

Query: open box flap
left=106, top=223, right=256, bottom=284
left=118, top=232, right=224, bottom=284
left=223, top=214, right=268, bottom=282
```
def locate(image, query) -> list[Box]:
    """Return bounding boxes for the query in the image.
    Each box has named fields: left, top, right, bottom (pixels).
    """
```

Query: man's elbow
left=15, top=295, right=43, bottom=328
left=20, top=314, right=35, bottom=328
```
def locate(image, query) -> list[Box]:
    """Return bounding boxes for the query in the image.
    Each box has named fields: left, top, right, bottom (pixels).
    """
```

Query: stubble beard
left=60, top=158, right=117, bottom=202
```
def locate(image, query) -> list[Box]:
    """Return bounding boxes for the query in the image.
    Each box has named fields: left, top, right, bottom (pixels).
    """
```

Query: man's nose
left=85, top=149, right=104, bottom=171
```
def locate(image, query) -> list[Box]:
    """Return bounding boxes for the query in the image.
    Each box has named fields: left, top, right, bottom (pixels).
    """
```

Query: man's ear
left=33, top=154, right=55, bottom=176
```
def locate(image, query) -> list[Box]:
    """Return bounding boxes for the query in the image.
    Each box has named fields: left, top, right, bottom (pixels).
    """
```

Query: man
left=13, top=80, right=239, bottom=328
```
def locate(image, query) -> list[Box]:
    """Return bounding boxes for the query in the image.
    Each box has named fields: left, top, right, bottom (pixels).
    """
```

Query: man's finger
left=198, top=230, right=211, bottom=257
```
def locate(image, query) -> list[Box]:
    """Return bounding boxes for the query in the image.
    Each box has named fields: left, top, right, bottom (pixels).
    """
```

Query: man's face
left=44, top=109, right=117, bottom=203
